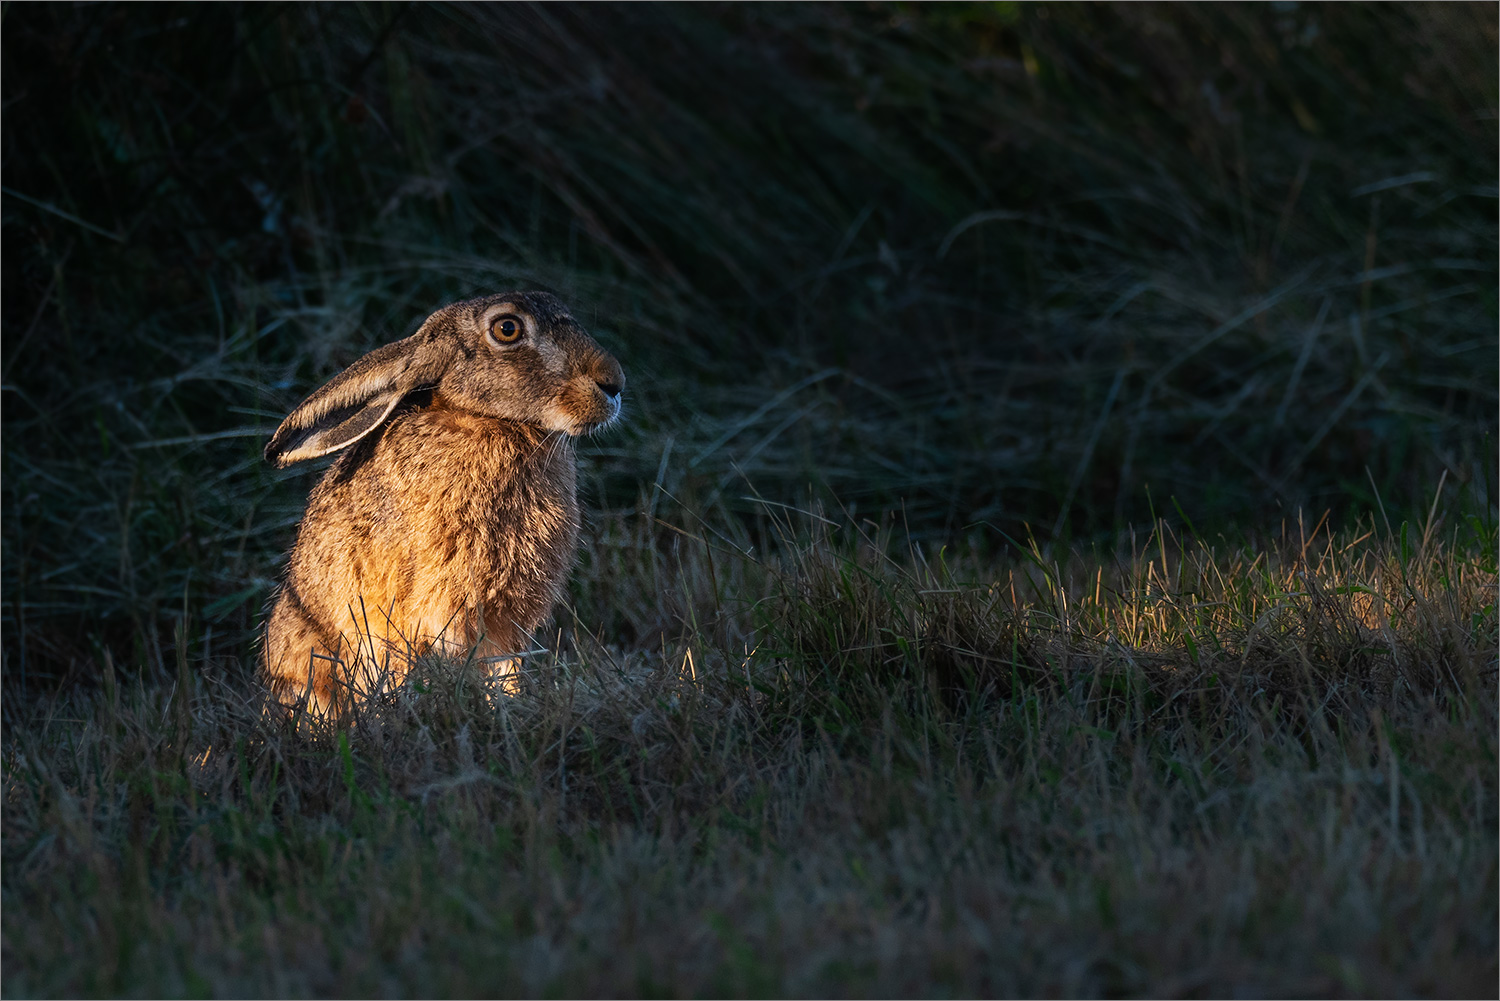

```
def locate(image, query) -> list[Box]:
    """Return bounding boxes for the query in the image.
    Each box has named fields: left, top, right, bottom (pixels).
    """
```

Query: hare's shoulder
left=368, top=397, right=544, bottom=469
left=308, top=398, right=516, bottom=495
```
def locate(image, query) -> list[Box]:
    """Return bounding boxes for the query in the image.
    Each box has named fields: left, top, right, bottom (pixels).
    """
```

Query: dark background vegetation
left=2, top=2, right=1496, bottom=687
left=3, top=2, right=1496, bottom=691
left=2, top=5, right=1496, bottom=997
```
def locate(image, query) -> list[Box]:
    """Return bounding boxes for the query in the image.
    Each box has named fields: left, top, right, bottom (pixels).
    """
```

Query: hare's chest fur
left=292, top=402, right=579, bottom=652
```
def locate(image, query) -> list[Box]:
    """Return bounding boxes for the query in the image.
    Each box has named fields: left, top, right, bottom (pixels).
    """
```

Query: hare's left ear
left=264, top=333, right=456, bottom=467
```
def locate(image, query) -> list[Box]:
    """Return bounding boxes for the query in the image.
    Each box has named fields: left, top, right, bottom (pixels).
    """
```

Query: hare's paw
left=482, top=655, right=523, bottom=704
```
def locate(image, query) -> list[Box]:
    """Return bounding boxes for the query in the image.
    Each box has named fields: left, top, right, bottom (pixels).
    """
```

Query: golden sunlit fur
left=260, top=292, right=624, bottom=719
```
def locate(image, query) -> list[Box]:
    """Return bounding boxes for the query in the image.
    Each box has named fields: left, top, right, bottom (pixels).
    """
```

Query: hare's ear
left=264, top=334, right=455, bottom=467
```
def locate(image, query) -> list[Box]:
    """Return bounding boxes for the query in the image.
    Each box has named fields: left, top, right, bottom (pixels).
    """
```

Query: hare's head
left=265, top=291, right=625, bottom=467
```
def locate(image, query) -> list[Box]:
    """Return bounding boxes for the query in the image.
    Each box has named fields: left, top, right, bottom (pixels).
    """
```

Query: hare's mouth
left=542, top=398, right=621, bottom=437
left=574, top=409, right=621, bottom=436
left=575, top=388, right=623, bottom=435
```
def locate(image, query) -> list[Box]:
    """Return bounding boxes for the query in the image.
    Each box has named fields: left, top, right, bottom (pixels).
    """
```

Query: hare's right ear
left=264, top=334, right=456, bottom=467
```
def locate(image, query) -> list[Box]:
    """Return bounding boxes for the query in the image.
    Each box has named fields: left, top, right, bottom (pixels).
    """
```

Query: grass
left=3, top=507, right=1496, bottom=996
left=2, top=3, right=1497, bottom=996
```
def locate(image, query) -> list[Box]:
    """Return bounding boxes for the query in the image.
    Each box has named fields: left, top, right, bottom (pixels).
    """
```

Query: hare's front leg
left=481, top=651, right=523, bottom=699
left=476, top=615, right=527, bottom=699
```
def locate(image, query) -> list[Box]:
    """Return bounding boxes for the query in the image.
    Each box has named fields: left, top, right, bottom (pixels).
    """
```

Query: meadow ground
left=2, top=3, right=1497, bottom=997
left=3, top=508, right=1497, bottom=996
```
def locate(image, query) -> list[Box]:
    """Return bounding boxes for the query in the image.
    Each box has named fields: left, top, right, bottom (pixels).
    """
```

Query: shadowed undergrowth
left=3, top=2, right=1496, bottom=684
left=4, top=512, right=1495, bottom=997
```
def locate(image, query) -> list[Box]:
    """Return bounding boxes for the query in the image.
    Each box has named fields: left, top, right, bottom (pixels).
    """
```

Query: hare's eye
left=489, top=315, right=523, bottom=345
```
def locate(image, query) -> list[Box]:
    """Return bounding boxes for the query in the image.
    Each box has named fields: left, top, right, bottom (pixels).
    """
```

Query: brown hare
left=260, top=291, right=624, bottom=719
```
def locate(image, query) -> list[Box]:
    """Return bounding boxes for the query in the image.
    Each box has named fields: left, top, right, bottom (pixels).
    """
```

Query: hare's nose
left=593, top=357, right=625, bottom=400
